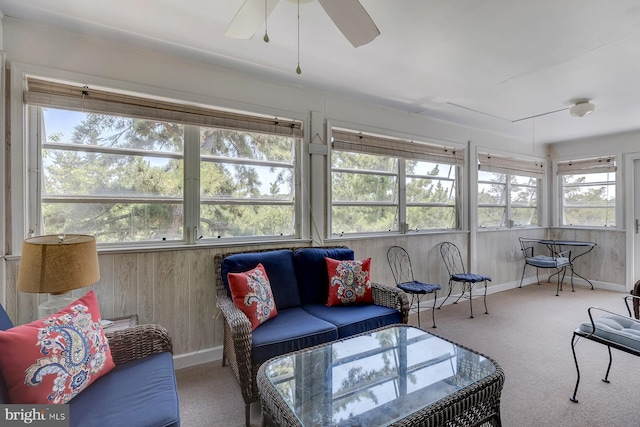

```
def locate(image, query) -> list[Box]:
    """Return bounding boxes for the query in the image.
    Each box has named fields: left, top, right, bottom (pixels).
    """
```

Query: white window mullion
left=184, top=125, right=199, bottom=244
left=29, top=107, right=42, bottom=236
left=506, top=175, right=512, bottom=228
left=398, top=158, right=407, bottom=233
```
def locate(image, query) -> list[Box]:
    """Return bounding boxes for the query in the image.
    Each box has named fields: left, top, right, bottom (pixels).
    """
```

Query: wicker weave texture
left=213, top=246, right=410, bottom=413
left=105, top=324, right=173, bottom=365
left=257, top=325, right=504, bottom=427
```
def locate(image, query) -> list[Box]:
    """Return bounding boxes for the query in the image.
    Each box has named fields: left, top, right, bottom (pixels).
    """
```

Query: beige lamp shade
left=17, top=234, right=100, bottom=294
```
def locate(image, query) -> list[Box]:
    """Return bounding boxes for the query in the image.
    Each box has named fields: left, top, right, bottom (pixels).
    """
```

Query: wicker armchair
left=0, top=305, right=179, bottom=427
left=214, top=247, right=409, bottom=426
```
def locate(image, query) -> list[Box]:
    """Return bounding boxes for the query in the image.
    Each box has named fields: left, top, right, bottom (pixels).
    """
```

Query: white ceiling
left=2, top=0, right=640, bottom=144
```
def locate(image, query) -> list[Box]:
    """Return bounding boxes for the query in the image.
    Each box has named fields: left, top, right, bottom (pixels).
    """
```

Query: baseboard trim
left=414, top=278, right=627, bottom=312
left=173, top=345, right=222, bottom=370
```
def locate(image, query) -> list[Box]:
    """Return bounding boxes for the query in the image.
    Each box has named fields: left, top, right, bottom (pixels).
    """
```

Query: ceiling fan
left=225, top=0, right=380, bottom=48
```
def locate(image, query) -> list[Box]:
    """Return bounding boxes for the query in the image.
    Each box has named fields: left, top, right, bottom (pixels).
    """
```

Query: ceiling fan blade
left=317, top=0, right=380, bottom=47
left=225, top=0, right=280, bottom=39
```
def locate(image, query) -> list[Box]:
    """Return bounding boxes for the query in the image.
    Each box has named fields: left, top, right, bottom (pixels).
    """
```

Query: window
left=199, top=128, right=296, bottom=238
left=26, top=78, right=301, bottom=244
left=557, top=157, right=616, bottom=227
left=331, top=151, right=399, bottom=234
left=330, top=129, right=463, bottom=235
left=477, top=153, right=544, bottom=228
left=406, top=160, right=457, bottom=230
left=37, top=108, right=185, bottom=242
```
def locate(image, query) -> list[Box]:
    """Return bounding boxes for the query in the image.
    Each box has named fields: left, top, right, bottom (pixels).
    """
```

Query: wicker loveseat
left=0, top=304, right=180, bottom=427
left=214, top=246, right=409, bottom=426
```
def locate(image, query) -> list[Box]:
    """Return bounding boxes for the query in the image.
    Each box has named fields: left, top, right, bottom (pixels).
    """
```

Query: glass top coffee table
left=257, top=324, right=504, bottom=427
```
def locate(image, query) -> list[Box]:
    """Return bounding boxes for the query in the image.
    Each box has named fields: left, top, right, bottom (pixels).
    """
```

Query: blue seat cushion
left=252, top=308, right=338, bottom=364
left=221, top=249, right=301, bottom=310
left=578, top=315, right=640, bottom=352
left=451, top=273, right=491, bottom=283
left=302, top=304, right=402, bottom=338
left=526, top=255, right=570, bottom=268
left=398, top=281, right=441, bottom=294
left=69, top=352, right=180, bottom=427
left=294, top=247, right=355, bottom=305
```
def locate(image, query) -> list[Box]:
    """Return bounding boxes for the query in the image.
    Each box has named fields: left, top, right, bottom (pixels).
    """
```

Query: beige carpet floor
left=175, top=283, right=640, bottom=426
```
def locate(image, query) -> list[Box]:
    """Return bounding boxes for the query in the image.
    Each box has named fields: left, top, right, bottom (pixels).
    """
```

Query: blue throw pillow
left=294, top=248, right=354, bottom=305
left=221, top=250, right=301, bottom=310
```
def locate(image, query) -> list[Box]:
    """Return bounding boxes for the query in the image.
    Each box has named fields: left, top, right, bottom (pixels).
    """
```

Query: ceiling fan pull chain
left=296, top=0, right=302, bottom=74
left=263, top=0, right=269, bottom=43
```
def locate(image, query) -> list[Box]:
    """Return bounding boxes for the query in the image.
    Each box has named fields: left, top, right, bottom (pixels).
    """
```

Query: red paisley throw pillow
left=325, top=257, right=373, bottom=306
left=0, top=290, right=115, bottom=404
left=228, top=263, right=278, bottom=330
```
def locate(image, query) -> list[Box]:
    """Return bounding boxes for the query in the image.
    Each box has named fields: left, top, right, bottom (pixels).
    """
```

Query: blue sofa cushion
left=0, top=307, right=13, bottom=331
left=302, top=304, right=402, bottom=338
left=222, top=249, right=301, bottom=310
left=0, top=305, right=12, bottom=405
left=294, top=247, right=355, bottom=305
left=252, top=308, right=338, bottom=364
left=69, top=352, right=180, bottom=427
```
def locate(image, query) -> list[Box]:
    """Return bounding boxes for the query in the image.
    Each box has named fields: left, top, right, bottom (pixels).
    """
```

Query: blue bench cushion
left=294, top=247, right=354, bottom=305
left=222, top=249, right=301, bottom=310
left=302, top=304, right=402, bottom=338
left=251, top=308, right=338, bottom=364
left=69, top=352, right=180, bottom=427
left=578, top=315, right=640, bottom=352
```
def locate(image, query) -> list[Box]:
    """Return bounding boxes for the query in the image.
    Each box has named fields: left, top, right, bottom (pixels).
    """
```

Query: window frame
left=25, top=77, right=304, bottom=247
left=328, top=127, right=463, bottom=237
left=33, top=107, right=187, bottom=244
left=477, top=152, right=544, bottom=230
left=555, top=156, right=618, bottom=228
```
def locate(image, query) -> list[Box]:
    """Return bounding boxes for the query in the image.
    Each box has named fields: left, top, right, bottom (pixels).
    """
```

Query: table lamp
left=17, top=234, right=100, bottom=319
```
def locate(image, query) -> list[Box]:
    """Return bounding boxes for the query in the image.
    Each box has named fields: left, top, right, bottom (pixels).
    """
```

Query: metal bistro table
left=537, top=240, right=597, bottom=290
left=257, top=324, right=504, bottom=427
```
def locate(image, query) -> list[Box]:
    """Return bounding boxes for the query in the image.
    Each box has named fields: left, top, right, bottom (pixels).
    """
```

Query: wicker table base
left=257, top=324, right=504, bottom=427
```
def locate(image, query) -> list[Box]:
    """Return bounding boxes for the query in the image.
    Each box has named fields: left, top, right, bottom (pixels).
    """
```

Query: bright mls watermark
left=1, top=405, right=69, bottom=426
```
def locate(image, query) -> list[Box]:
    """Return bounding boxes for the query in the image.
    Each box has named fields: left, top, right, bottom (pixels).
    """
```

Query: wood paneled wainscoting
left=2, top=228, right=626, bottom=367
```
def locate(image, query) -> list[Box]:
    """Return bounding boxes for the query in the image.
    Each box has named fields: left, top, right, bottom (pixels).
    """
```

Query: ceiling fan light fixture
left=570, top=101, right=595, bottom=118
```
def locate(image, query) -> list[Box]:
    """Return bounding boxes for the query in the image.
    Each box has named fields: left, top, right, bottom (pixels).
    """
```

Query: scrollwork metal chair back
left=439, top=242, right=491, bottom=318
left=387, top=246, right=440, bottom=328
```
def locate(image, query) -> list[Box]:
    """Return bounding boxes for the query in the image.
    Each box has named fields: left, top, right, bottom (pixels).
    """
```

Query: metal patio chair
left=438, top=242, right=491, bottom=318
left=518, top=237, right=572, bottom=296
left=387, top=246, right=441, bottom=328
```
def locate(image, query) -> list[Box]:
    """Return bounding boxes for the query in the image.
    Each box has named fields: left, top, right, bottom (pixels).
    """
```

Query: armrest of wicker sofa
left=105, top=324, right=173, bottom=365
left=216, top=295, right=253, bottom=355
left=216, top=294, right=254, bottom=387
left=371, top=282, right=410, bottom=324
